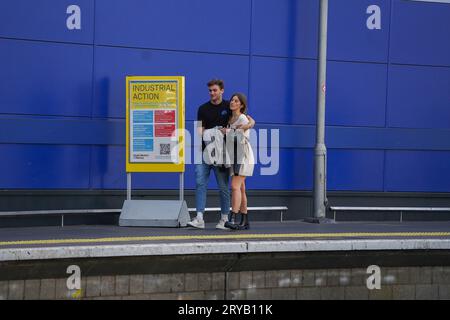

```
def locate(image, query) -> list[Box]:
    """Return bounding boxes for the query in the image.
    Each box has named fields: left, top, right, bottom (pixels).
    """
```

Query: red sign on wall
left=155, top=110, right=175, bottom=123
left=155, top=124, right=176, bottom=137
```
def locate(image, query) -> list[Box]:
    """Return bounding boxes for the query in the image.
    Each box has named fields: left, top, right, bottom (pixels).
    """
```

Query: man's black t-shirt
left=197, top=100, right=231, bottom=152
left=197, top=100, right=231, bottom=130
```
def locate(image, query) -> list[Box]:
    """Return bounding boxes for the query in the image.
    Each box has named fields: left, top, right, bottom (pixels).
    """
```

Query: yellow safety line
left=0, top=232, right=449, bottom=247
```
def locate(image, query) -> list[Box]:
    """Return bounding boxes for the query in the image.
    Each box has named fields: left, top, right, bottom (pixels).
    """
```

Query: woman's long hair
left=230, top=93, right=247, bottom=115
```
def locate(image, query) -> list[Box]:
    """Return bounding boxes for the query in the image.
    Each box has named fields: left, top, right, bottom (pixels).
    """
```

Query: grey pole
left=307, top=0, right=333, bottom=223
left=127, top=172, right=131, bottom=201
left=180, top=172, right=184, bottom=202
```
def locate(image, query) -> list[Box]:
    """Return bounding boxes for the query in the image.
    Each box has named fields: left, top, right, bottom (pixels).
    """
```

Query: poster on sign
left=126, top=76, right=185, bottom=173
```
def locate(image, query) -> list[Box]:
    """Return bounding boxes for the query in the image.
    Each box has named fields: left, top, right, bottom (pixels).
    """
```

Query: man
left=188, top=79, right=255, bottom=229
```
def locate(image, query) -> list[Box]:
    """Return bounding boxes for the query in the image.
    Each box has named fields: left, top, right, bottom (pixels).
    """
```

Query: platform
left=1, top=220, right=450, bottom=300
left=1, top=221, right=450, bottom=260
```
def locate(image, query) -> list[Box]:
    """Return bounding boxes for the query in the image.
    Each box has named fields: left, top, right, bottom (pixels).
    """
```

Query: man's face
left=208, top=85, right=224, bottom=103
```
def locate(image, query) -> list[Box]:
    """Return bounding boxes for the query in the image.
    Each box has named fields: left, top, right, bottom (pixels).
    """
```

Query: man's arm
left=197, top=108, right=205, bottom=136
left=197, top=123, right=205, bottom=136
left=236, top=114, right=255, bottom=131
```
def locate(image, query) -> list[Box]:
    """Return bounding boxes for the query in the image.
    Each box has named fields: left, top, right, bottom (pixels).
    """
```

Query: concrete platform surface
left=1, top=220, right=450, bottom=243
left=0, top=221, right=449, bottom=262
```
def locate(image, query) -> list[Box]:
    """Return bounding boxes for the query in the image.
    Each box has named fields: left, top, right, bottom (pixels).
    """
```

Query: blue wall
left=1, top=0, right=450, bottom=192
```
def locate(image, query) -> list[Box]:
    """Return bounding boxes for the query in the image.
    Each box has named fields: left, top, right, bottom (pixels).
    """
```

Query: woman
left=223, top=93, right=254, bottom=230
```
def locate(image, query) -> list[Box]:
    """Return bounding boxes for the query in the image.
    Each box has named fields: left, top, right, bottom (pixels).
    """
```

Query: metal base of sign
left=119, top=200, right=190, bottom=227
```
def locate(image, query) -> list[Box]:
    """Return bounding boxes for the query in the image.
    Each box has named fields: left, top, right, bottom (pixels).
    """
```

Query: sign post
left=119, top=76, right=189, bottom=227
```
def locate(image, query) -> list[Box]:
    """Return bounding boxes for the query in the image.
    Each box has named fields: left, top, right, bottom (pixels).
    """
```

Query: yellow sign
left=130, top=82, right=178, bottom=107
left=126, top=76, right=185, bottom=173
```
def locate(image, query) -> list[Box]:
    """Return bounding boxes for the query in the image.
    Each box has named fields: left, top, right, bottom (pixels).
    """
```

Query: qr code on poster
left=159, top=143, right=171, bottom=155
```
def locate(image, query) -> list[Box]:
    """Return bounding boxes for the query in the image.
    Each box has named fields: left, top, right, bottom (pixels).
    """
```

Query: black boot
left=236, top=213, right=249, bottom=230
left=228, top=211, right=237, bottom=224
left=224, top=211, right=238, bottom=229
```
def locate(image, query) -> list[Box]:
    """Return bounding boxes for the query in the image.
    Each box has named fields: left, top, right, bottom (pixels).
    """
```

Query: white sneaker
left=215, top=219, right=228, bottom=230
left=187, top=218, right=205, bottom=229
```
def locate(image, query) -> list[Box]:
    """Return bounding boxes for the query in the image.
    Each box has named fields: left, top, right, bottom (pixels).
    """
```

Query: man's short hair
left=207, top=79, right=224, bottom=90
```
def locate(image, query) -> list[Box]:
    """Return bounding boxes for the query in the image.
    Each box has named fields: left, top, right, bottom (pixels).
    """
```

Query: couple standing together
left=187, top=79, right=255, bottom=231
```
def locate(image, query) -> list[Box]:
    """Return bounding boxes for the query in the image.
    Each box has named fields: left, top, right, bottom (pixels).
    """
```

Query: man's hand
left=197, top=125, right=205, bottom=137
left=236, top=114, right=255, bottom=131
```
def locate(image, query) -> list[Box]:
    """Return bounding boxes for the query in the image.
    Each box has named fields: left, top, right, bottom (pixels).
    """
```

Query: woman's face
left=230, top=96, right=242, bottom=111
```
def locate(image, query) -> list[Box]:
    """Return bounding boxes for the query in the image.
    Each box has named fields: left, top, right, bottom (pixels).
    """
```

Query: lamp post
left=307, top=0, right=333, bottom=223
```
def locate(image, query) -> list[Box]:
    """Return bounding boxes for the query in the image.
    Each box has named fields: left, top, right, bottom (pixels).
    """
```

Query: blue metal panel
left=95, top=0, right=250, bottom=54
left=387, top=65, right=450, bottom=129
left=385, top=151, right=450, bottom=192
left=326, top=61, right=387, bottom=127
left=0, top=144, right=90, bottom=189
left=0, top=0, right=94, bottom=44
left=0, top=39, right=93, bottom=117
left=390, top=0, right=450, bottom=66
left=90, top=145, right=312, bottom=190
left=0, top=0, right=449, bottom=193
left=251, top=0, right=319, bottom=59
left=250, top=59, right=387, bottom=127
left=327, top=149, right=384, bottom=191
left=90, top=146, right=196, bottom=190
left=0, top=117, right=124, bottom=145
left=328, top=0, right=390, bottom=63
left=246, top=148, right=313, bottom=190
left=5, top=118, right=450, bottom=152
left=324, top=126, right=450, bottom=151
left=249, top=56, right=317, bottom=125
left=93, top=46, right=249, bottom=119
